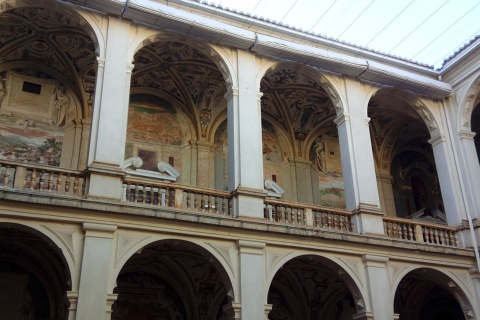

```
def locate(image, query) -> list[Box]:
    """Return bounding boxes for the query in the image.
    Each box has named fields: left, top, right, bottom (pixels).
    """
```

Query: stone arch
left=392, top=266, right=476, bottom=319
left=258, top=62, right=343, bottom=110
left=130, top=32, right=234, bottom=89
left=456, top=72, right=480, bottom=131
left=112, top=236, right=236, bottom=298
left=0, top=222, right=73, bottom=320
left=111, top=237, right=236, bottom=320
left=266, top=252, right=367, bottom=313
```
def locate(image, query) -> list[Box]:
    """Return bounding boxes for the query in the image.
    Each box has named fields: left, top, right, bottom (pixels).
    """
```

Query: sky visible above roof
left=201, top=0, right=480, bottom=69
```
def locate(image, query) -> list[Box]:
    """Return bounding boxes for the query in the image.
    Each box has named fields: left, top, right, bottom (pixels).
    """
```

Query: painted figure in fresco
left=314, top=138, right=327, bottom=173
left=52, top=85, right=70, bottom=125
left=0, top=74, right=6, bottom=106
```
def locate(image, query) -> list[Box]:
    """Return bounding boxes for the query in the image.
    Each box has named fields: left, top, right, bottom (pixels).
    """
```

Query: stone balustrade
left=264, top=198, right=353, bottom=232
left=383, top=217, right=458, bottom=247
left=0, top=160, right=87, bottom=197
left=122, top=178, right=232, bottom=215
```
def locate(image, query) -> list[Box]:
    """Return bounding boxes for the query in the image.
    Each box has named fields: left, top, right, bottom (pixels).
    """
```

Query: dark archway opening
left=113, top=240, right=233, bottom=320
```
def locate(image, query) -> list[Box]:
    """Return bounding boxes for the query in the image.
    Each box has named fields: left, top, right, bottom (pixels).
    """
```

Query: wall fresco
left=0, top=115, right=63, bottom=166
left=126, top=95, right=182, bottom=145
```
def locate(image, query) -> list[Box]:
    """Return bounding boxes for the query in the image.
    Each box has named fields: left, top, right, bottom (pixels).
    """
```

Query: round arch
left=128, top=31, right=234, bottom=90
left=0, top=222, right=73, bottom=320
left=265, top=252, right=367, bottom=309
left=257, top=62, right=344, bottom=111
left=110, top=236, right=236, bottom=299
left=456, top=72, right=480, bottom=132
left=392, top=266, right=476, bottom=319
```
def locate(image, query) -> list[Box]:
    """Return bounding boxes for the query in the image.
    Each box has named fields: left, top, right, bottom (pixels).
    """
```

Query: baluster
left=39, top=170, right=45, bottom=190
left=314, top=212, right=320, bottom=227
left=81, top=177, right=86, bottom=197
left=428, top=228, right=434, bottom=243
left=149, top=187, right=154, bottom=204
left=56, top=173, right=62, bottom=192
left=29, top=169, right=37, bottom=190
left=321, top=212, right=327, bottom=229
left=73, top=176, right=80, bottom=195
left=207, top=194, right=212, bottom=213
left=47, top=171, right=54, bottom=191
left=201, top=194, right=206, bottom=211
left=438, top=230, right=446, bottom=245
left=133, top=184, right=139, bottom=202
left=327, top=213, right=332, bottom=229
left=422, top=227, right=428, bottom=243
left=222, top=196, right=227, bottom=214
left=194, top=193, right=199, bottom=210
left=141, top=185, right=147, bottom=203
left=215, top=196, right=220, bottom=214
left=161, top=189, right=167, bottom=206
left=453, top=232, right=458, bottom=247
left=65, top=174, right=71, bottom=194
left=333, top=214, right=339, bottom=230
left=126, top=184, right=132, bottom=202
left=3, top=165, right=10, bottom=186
left=299, top=209, right=304, bottom=225
left=383, top=221, right=388, bottom=235
left=408, top=224, right=414, bottom=240
left=434, top=229, right=439, bottom=244
left=387, top=222, right=393, bottom=237
left=186, top=191, right=192, bottom=209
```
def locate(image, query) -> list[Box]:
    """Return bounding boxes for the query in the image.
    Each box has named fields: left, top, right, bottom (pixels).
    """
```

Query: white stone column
left=362, top=254, right=392, bottom=320
left=457, top=131, right=480, bottom=222
left=377, top=174, right=397, bottom=217
left=226, top=50, right=266, bottom=218
left=335, top=79, right=384, bottom=234
left=76, top=223, right=117, bottom=320
left=67, top=291, right=78, bottom=320
left=429, top=134, right=467, bottom=227
left=87, top=17, right=133, bottom=200
left=237, top=240, right=266, bottom=319
left=470, top=268, right=480, bottom=318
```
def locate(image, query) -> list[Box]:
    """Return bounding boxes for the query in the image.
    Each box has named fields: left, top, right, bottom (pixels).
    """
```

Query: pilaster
left=67, top=291, right=78, bottom=320
left=362, top=254, right=392, bottom=320
left=377, top=174, right=396, bottom=216
left=457, top=130, right=480, bottom=221
left=76, top=223, right=117, bottom=320
left=237, top=240, right=266, bottom=320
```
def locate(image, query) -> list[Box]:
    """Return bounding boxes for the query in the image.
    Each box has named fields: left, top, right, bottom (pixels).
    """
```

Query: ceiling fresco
left=0, top=7, right=97, bottom=112
left=261, top=69, right=336, bottom=144
left=131, top=41, right=228, bottom=139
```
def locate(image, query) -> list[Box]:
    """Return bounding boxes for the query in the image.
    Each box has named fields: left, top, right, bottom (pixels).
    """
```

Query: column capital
left=428, top=133, right=446, bottom=147
left=83, top=223, right=117, bottom=238
left=458, top=130, right=476, bottom=140
left=96, top=56, right=106, bottom=67
left=334, top=112, right=350, bottom=125
left=237, top=240, right=266, bottom=254
left=225, top=86, right=239, bottom=100
left=362, top=254, right=389, bottom=265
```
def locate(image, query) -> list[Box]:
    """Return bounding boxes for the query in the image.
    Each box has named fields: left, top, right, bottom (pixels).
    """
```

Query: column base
left=232, top=186, right=268, bottom=219
left=87, top=162, right=125, bottom=200
left=352, top=203, right=385, bottom=235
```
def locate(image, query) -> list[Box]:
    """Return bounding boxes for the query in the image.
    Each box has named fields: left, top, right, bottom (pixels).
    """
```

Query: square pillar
left=87, top=17, right=134, bottom=200
left=76, top=223, right=117, bottom=320
left=237, top=240, right=266, bottom=319
left=226, top=49, right=266, bottom=218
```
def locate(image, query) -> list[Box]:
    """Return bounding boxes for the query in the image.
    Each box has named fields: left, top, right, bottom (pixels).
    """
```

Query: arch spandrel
left=456, top=73, right=480, bottom=132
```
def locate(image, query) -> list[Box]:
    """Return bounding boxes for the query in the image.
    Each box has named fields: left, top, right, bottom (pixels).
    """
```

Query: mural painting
left=311, top=135, right=345, bottom=208
left=0, top=115, right=63, bottom=166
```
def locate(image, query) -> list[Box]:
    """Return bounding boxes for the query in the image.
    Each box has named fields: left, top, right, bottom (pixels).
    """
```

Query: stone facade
left=0, top=0, right=479, bottom=319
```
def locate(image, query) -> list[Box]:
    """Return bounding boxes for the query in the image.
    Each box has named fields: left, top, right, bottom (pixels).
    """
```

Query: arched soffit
left=111, top=236, right=236, bottom=299
left=370, top=88, right=440, bottom=134
left=131, top=36, right=231, bottom=141
left=368, top=88, right=438, bottom=172
left=265, top=252, right=367, bottom=309
left=0, top=222, right=73, bottom=289
left=260, top=63, right=340, bottom=158
left=208, top=113, right=227, bottom=144
left=0, top=2, right=99, bottom=115
left=392, top=266, right=476, bottom=318
left=457, top=73, right=480, bottom=131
